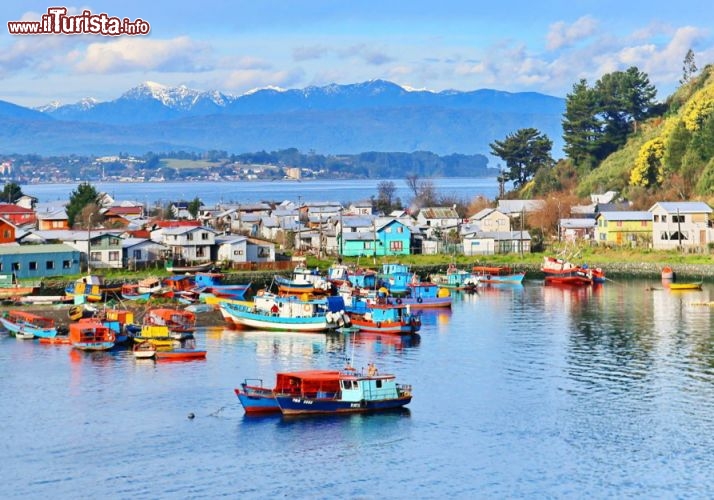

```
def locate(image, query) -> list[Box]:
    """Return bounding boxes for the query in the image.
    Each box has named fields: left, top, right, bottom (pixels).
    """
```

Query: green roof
left=0, top=244, right=77, bottom=256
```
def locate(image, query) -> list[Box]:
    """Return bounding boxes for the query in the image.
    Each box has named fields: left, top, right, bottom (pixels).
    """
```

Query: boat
left=133, top=340, right=156, bottom=359
left=120, top=283, right=151, bottom=301
left=193, top=272, right=251, bottom=300
left=133, top=324, right=182, bottom=348
left=145, top=308, right=196, bottom=338
left=661, top=266, right=675, bottom=280
left=400, top=281, right=451, bottom=308
left=273, top=365, right=413, bottom=415
left=429, top=264, right=480, bottom=290
left=100, top=309, right=136, bottom=344
left=378, top=263, right=412, bottom=295
left=69, top=319, right=115, bottom=351
left=348, top=301, right=421, bottom=335
left=136, top=276, right=173, bottom=298
left=0, top=273, right=37, bottom=299
left=584, top=265, right=606, bottom=284
left=234, top=370, right=342, bottom=415
left=65, top=275, right=104, bottom=303
left=274, top=264, right=332, bottom=295
left=0, top=310, right=57, bottom=339
left=155, top=345, right=207, bottom=361
left=165, top=260, right=215, bottom=273
left=668, top=281, right=703, bottom=291
left=472, top=265, right=526, bottom=284
left=541, top=257, right=592, bottom=286
left=219, top=293, right=347, bottom=332
left=327, top=263, right=378, bottom=290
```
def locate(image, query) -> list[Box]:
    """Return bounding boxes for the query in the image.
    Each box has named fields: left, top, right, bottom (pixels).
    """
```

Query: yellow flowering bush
left=630, top=138, right=665, bottom=187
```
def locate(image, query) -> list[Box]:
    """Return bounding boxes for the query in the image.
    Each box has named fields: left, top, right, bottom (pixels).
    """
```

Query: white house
left=467, top=208, right=511, bottom=232
left=462, top=231, right=532, bottom=256
left=649, top=201, right=713, bottom=250
left=122, top=238, right=167, bottom=268
left=246, top=237, right=276, bottom=262
left=215, top=235, right=248, bottom=264
left=160, top=226, right=216, bottom=263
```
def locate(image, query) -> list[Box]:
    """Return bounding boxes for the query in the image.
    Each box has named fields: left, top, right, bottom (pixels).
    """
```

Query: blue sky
left=1, top=1, right=713, bottom=107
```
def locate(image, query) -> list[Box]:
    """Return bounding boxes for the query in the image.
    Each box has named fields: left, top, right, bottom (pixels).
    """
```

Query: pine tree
left=489, top=128, right=553, bottom=188
left=681, top=48, right=698, bottom=84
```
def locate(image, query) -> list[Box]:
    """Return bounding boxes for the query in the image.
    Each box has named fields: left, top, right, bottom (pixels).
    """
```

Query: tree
left=1, top=182, right=24, bottom=203
left=67, top=182, right=100, bottom=228
left=489, top=128, right=554, bottom=188
left=404, top=174, right=437, bottom=210
left=681, top=48, right=698, bottom=84
left=562, top=79, right=602, bottom=168
left=375, top=180, right=398, bottom=214
left=187, top=196, right=202, bottom=220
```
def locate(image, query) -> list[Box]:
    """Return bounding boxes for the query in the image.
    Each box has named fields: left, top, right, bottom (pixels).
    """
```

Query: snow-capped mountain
left=4, top=79, right=566, bottom=155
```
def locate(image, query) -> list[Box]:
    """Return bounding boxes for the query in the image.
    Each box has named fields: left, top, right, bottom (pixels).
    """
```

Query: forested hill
left=573, top=64, right=714, bottom=203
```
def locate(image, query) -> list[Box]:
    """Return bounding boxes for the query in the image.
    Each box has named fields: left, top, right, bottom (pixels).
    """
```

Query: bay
left=22, top=177, right=500, bottom=207
left=3, top=278, right=714, bottom=498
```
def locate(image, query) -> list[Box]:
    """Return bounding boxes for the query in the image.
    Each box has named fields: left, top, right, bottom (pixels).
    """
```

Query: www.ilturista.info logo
left=7, top=7, right=150, bottom=35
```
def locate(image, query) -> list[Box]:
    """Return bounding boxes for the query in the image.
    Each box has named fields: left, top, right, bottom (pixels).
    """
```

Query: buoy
left=187, top=413, right=195, bottom=420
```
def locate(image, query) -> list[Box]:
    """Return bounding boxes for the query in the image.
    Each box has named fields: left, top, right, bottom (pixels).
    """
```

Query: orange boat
left=145, top=308, right=196, bottom=335
left=69, top=318, right=115, bottom=351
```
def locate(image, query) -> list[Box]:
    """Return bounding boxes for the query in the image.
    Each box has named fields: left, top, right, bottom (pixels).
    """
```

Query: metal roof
left=649, top=202, right=712, bottom=213
left=0, top=243, right=77, bottom=255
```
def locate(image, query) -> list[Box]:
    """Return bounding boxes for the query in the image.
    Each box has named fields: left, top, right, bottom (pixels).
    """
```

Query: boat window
left=376, top=380, right=382, bottom=388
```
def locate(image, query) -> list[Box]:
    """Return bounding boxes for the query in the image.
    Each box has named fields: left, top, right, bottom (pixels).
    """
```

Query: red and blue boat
left=541, top=256, right=592, bottom=285
left=274, top=366, right=413, bottom=415
left=0, top=310, right=57, bottom=339
left=472, top=265, right=526, bottom=285
left=69, top=319, right=115, bottom=351
left=348, top=301, right=421, bottom=335
left=275, top=265, right=332, bottom=295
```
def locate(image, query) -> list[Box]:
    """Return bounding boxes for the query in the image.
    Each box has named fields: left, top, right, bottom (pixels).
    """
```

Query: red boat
left=155, top=348, right=207, bottom=361
left=541, top=257, right=592, bottom=285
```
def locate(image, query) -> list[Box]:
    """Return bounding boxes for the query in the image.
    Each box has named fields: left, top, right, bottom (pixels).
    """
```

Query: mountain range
left=0, top=80, right=566, bottom=157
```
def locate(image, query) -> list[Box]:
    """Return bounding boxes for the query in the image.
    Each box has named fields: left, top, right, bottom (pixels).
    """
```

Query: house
left=158, top=226, right=216, bottom=263
left=101, top=204, right=144, bottom=227
left=246, top=237, right=276, bottom=262
left=122, top=238, right=167, bottom=269
left=416, top=207, right=460, bottom=239
left=0, top=243, right=80, bottom=279
left=467, top=208, right=511, bottom=232
left=461, top=231, right=532, bottom=256
left=559, top=218, right=597, bottom=242
left=0, top=217, right=16, bottom=244
left=25, top=229, right=124, bottom=270
left=649, top=201, right=713, bottom=250
left=87, top=232, right=125, bottom=269
left=37, top=208, right=69, bottom=230
left=496, top=199, right=545, bottom=217
left=347, top=200, right=373, bottom=216
left=0, top=203, right=36, bottom=227
left=339, top=219, right=411, bottom=257
left=595, top=211, right=652, bottom=246
left=215, top=235, right=248, bottom=264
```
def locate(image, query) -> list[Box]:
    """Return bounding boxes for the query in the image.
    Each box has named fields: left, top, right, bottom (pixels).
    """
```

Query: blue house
left=0, top=244, right=81, bottom=279
left=339, top=219, right=411, bottom=257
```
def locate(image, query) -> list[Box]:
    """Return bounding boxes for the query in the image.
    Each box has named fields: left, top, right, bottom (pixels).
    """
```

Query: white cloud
left=546, top=16, right=598, bottom=51
left=74, top=36, right=214, bottom=74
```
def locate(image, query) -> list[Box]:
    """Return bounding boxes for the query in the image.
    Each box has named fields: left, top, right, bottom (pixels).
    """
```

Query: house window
left=3, top=230, right=9, bottom=238
left=46, top=261, right=55, bottom=270
left=110, top=238, right=120, bottom=245
left=90, top=251, right=101, bottom=261
left=109, top=251, right=120, bottom=261
left=397, top=226, right=404, bottom=233
left=641, top=221, right=648, bottom=227
left=196, top=246, right=205, bottom=257
left=201, top=232, right=209, bottom=240
left=187, top=233, right=193, bottom=241
left=390, top=241, right=403, bottom=251
left=662, top=215, right=667, bottom=222
left=385, top=227, right=392, bottom=233
left=654, top=215, right=659, bottom=222
left=63, top=260, right=71, bottom=269
left=364, top=241, right=372, bottom=249
left=11, top=262, right=19, bottom=271
left=233, top=250, right=244, bottom=255
left=616, top=221, right=623, bottom=227
left=600, top=233, right=606, bottom=241
left=672, top=215, right=685, bottom=223
left=133, top=249, right=142, bottom=260
left=258, top=247, right=270, bottom=258
left=29, top=261, right=37, bottom=271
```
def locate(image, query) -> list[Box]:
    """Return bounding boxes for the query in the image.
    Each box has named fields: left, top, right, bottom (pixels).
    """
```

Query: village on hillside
left=0, top=186, right=711, bottom=282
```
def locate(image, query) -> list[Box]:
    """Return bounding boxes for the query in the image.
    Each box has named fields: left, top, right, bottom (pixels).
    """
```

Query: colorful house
left=0, top=204, right=36, bottom=227
left=0, top=244, right=80, bottom=279
left=0, top=217, right=16, bottom=244
left=595, top=211, right=652, bottom=246
left=339, top=219, right=411, bottom=257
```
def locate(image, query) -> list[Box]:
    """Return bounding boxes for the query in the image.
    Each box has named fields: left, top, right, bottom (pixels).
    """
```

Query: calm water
left=3, top=279, right=714, bottom=498
left=22, top=177, right=500, bottom=206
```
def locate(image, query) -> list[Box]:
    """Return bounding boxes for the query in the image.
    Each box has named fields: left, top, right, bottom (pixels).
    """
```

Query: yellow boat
left=668, top=282, right=703, bottom=291
left=133, top=325, right=179, bottom=348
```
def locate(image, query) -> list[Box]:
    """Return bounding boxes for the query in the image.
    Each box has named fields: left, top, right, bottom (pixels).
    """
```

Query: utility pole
left=520, top=206, right=524, bottom=257
left=87, top=212, right=93, bottom=274
left=339, top=207, right=343, bottom=259
left=297, top=196, right=302, bottom=254
left=677, top=208, right=682, bottom=250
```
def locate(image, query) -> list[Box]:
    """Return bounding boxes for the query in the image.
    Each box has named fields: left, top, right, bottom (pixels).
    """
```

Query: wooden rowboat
left=668, top=282, right=703, bottom=291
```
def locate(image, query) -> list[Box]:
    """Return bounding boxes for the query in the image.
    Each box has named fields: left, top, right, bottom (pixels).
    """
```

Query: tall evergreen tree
left=1, top=182, right=24, bottom=204
left=67, top=182, right=100, bottom=228
left=562, top=79, right=602, bottom=168
left=489, top=128, right=554, bottom=188
left=681, top=48, right=698, bottom=84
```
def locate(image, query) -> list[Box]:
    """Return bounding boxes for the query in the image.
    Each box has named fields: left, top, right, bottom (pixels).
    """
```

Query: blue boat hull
left=275, top=395, right=412, bottom=415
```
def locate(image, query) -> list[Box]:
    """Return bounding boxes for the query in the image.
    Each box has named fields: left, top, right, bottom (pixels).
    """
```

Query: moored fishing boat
left=397, top=280, right=451, bottom=309
left=429, top=264, right=480, bottom=290
left=378, top=263, right=412, bottom=295
left=193, top=272, right=251, bottom=300
left=133, top=340, right=157, bottom=359
left=0, top=273, right=38, bottom=299
left=0, top=310, right=57, bottom=339
left=472, top=265, right=526, bottom=284
left=348, top=301, right=421, bottom=334
left=541, top=257, right=592, bottom=286
left=120, top=283, right=151, bottom=301
left=274, top=264, right=332, bottom=295
left=165, top=260, right=214, bottom=273
left=69, top=319, right=115, bottom=351
left=273, top=365, right=413, bottom=415
left=145, top=308, right=196, bottom=338
left=65, top=275, right=104, bottom=303
left=668, top=281, right=703, bottom=291
left=219, top=293, right=346, bottom=332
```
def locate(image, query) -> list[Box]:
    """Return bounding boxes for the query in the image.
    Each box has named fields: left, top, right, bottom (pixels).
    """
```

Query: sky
left=1, top=1, right=713, bottom=107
